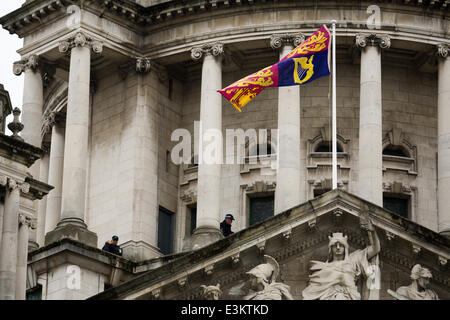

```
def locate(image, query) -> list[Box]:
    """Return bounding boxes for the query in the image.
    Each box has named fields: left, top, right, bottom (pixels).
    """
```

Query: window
left=314, top=141, right=343, bottom=153
left=383, top=195, right=409, bottom=218
left=249, top=196, right=274, bottom=226
left=158, top=206, right=175, bottom=255
left=314, top=188, right=331, bottom=197
left=383, top=145, right=409, bottom=157
left=189, top=206, right=197, bottom=235
left=26, top=284, right=42, bottom=300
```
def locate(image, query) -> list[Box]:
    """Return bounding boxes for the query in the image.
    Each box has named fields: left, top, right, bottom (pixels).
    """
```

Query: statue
left=390, top=264, right=439, bottom=300
left=302, top=213, right=381, bottom=300
left=201, top=284, right=222, bottom=300
left=242, top=255, right=293, bottom=300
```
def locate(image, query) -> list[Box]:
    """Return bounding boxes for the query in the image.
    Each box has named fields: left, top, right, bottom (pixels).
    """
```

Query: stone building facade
left=0, top=0, right=448, bottom=299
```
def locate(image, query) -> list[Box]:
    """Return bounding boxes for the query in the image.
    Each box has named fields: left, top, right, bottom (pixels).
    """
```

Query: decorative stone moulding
left=356, top=33, right=391, bottom=49
left=58, top=32, right=103, bottom=54
left=191, top=43, right=224, bottom=61
left=270, top=33, right=305, bottom=49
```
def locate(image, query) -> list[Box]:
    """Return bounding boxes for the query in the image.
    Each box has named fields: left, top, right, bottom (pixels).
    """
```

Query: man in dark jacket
left=102, top=235, right=123, bottom=256
left=220, top=214, right=235, bottom=237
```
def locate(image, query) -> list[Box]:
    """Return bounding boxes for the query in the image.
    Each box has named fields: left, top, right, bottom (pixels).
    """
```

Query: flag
left=218, top=25, right=331, bottom=112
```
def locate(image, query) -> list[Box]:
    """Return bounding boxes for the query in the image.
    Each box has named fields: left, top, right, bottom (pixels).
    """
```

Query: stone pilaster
left=45, top=32, right=102, bottom=247
left=437, top=43, right=450, bottom=237
left=271, top=34, right=305, bottom=213
left=356, top=33, right=390, bottom=206
left=190, top=43, right=224, bottom=250
left=0, top=178, right=28, bottom=299
left=36, top=145, right=49, bottom=247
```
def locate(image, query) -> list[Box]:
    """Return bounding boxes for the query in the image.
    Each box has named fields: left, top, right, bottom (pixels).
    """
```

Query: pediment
left=91, top=189, right=450, bottom=300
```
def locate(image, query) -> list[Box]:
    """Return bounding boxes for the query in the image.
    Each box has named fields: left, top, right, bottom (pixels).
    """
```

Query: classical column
left=437, top=44, right=450, bottom=237
left=271, top=33, right=305, bottom=214
left=44, top=112, right=65, bottom=235
left=356, top=34, right=390, bottom=206
left=13, top=54, right=43, bottom=149
left=44, top=32, right=102, bottom=247
left=16, top=212, right=34, bottom=300
left=190, top=43, right=224, bottom=249
left=36, top=146, right=49, bottom=247
left=0, top=178, right=27, bottom=300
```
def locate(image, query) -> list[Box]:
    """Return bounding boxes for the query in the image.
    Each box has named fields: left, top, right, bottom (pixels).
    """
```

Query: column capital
left=18, top=213, right=36, bottom=229
left=270, top=33, right=305, bottom=50
left=356, top=33, right=391, bottom=50
left=59, top=32, right=103, bottom=55
left=436, top=43, right=449, bottom=59
left=136, top=57, right=151, bottom=74
left=191, top=43, right=224, bottom=61
left=13, top=54, right=39, bottom=76
left=41, top=111, right=66, bottom=138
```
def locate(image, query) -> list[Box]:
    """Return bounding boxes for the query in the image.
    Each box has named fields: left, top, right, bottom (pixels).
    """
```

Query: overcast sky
left=0, top=2, right=25, bottom=131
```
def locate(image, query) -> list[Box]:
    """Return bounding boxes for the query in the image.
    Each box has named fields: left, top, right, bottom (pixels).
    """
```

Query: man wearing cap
left=220, top=214, right=235, bottom=237
left=102, top=235, right=123, bottom=256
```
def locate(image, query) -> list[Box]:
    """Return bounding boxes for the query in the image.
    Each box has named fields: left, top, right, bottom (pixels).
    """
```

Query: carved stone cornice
left=436, top=43, right=449, bottom=59
left=13, top=54, right=39, bottom=75
left=270, top=33, right=305, bottom=50
left=356, top=33, right=391, bottom=50
left=58, top=32, right=103, bottom=55
left=191, top=43, right=224, bottom=61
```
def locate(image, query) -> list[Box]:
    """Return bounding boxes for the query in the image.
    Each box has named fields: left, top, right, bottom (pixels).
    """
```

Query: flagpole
left=331, top=20, right=338, bottom=190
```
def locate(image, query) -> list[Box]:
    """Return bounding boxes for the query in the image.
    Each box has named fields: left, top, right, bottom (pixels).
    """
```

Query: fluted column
left=356, top=34, right=390, bottom=206
left=271, top=33, right=305, bottom=213
left=43, top=112, right=65, bottom=236
left=190, top=43, right=224, bottom=249
left=437, top=44, right=450, bottom=237
left=16, top=213, right=35, bottom=300
left=45, top=32, right=102, bottom=246
left=0, top=178, right=28, bottom=300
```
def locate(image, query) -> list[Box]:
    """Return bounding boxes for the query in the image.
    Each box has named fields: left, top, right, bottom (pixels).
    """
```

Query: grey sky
left=0, top=2, right=24, bottom=131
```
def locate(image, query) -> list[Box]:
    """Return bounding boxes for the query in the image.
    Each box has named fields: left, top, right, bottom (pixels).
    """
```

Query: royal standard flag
left=218, top=25, right=331, bottom=112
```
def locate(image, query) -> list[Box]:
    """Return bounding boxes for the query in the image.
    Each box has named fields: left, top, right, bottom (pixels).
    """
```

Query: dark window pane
left=314, top=188, right=331, bottom=197
left=26, top=285, right=42, bottom=300
left=383, top=145, right=408, bottom=157
left=315, top=142, right=343, bottom=153
left=383, top=196, right=409, bottom=218
left=158, top=207, right=174, bottom=254
left=190, top=207, right=197, bottom=235
left=250, top=196, right=274, bottom=226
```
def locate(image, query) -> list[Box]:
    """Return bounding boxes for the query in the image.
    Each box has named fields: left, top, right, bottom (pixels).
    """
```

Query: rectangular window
left=158, top=206, right=175, bottom=255
left=314, top=188, right=331, bottom=198
left=26, top=285, right=42, bottom=300
left=383, top=195, right=409, bottom=218
left=249, top=196, right=274, bottom=226
left=190, top=206, right=197, bottom=235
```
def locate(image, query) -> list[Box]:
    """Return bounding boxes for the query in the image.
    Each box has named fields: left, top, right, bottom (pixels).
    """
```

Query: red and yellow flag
left=218, top=25, right=331, bottom=112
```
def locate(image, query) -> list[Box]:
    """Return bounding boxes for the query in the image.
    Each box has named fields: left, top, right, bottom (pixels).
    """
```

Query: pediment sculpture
left=388, top=264, right=439, bottom=300
left=302, top=212, right=381, bottom=300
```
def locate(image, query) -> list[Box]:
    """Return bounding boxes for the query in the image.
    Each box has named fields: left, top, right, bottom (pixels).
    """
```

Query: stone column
left=36, top=147, right=49, bottom=246
left=0, top=178, right=28, bottom=300
left=45, top=32, right=102, bottom=247
left=44, top=112, right=65, bottom=235
left=437, top=44, right=450, bottom=237
left=271, top=34, right=305, bottom=214
left=356, top=34, right=390, bottom=206
left=190, top=43, right=224, bottom=249
left=16, top=213, right=34, bottom=300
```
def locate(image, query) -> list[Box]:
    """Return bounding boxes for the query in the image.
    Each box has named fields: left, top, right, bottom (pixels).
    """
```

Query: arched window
left=383, top=145, right=409, bottom=158
left=314, top=141, right=343, bottom=153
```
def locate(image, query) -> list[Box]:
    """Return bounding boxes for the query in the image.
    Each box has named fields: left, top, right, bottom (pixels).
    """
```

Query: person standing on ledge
left=102, top=235, right=123, bottom=256
left=220, top=214, right=235, bottom=237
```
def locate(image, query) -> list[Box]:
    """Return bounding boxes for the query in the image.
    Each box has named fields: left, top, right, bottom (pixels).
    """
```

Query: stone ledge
left=44, top=224, right=98, bottom=247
